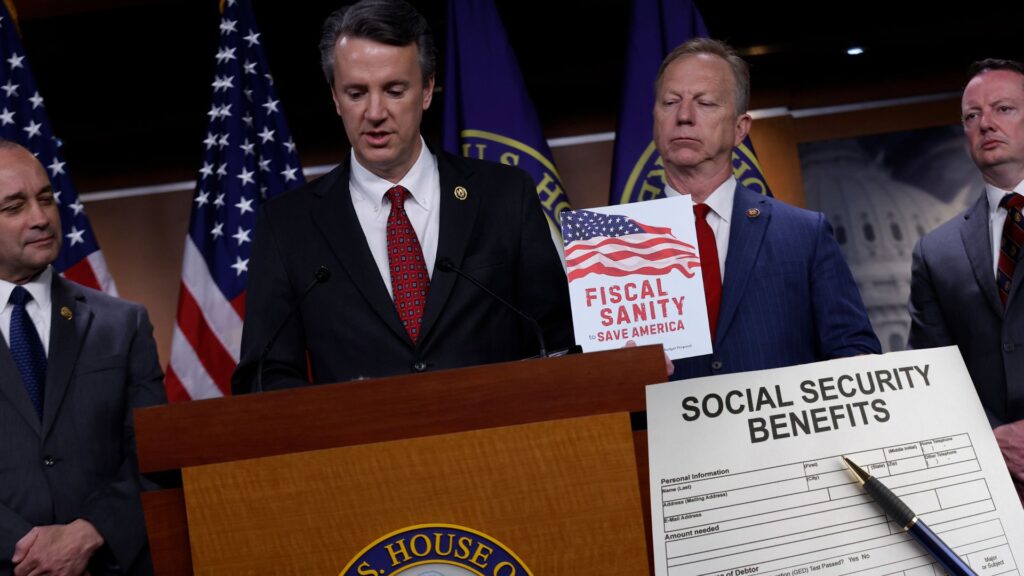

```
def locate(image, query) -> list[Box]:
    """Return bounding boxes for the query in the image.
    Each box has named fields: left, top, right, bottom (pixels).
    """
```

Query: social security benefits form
left=646, top=347, right=1024, bottom=576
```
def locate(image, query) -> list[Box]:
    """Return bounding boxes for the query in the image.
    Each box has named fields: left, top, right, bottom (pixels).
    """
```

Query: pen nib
left=842, top=455, right=870, bottom=486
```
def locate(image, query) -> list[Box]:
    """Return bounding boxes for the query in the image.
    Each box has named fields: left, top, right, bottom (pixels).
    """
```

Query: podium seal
left=340, top=524, right=532, bottom=576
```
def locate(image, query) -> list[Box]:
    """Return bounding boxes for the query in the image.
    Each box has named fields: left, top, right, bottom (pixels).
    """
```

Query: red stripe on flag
left=163, top=366, right=194, bottom=403
left=61, top=258, right=102, bottom=291
left=231, top=291, right=246, bottom=319
left=567, top=247, right=699, bottom=268
left=175, top=283, right=236, bottom=396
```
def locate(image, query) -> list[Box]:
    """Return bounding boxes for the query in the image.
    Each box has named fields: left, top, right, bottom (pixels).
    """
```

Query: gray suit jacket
left=0, top=275, right=165, bottom=575
left=909, top=193, right=1024, bottom=426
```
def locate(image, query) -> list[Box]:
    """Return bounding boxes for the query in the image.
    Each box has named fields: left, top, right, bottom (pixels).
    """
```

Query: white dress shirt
left=349, top=137, right=441, bottom=299
left=664, top=177, right=736, bottom=282
left=986, top=180, right=1024, bottom=278
left=0, top=266, right=53, bottom=355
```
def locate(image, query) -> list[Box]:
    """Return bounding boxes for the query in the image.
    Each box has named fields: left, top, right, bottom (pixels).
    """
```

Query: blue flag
left=0, top=1, right=117, bottom=293
left=166, top=0, right=304, bottom=401
left=609, top=0, right=772, bottom=203
left=442, top=0, right=570, bottom=238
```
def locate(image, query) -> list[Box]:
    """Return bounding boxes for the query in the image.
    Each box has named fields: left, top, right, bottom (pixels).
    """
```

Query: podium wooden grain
left=183, top=414, right=646, bottom=574
left=135, top=345, right=667, bottom=575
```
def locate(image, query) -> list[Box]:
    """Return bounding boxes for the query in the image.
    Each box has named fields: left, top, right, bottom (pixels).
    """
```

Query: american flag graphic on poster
left=561, top=210, right=701, bottom=282
left=0, top=2, right=116, bottom=293
left=559, top=197, right=712, bottom=359
left=165, top=0, right=304, bottom=401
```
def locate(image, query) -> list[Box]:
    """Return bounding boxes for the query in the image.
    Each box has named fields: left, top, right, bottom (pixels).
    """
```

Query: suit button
left=711, top=360, right=723, bottom=371
left=43, top=456, right=55, bottom=467
left=1004, top=343, right=1016, bottom=352
left=413, top=362, right=427, bottom=372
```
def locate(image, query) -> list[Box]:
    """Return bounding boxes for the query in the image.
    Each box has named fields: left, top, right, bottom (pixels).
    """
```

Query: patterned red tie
left=386, top=185, right=430, bottom=342
left=694, top=203, right=722, bottom=339
left=997, top=193, right=1024, bottom=307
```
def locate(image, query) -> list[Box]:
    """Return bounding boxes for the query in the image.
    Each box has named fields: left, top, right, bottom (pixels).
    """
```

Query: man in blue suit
left=908, top=59, right=1024, bottom=499
left=652, top=38, right=880, bottom=380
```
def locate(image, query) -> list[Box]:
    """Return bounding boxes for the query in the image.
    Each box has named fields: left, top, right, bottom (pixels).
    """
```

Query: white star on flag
left=232, top=226, right=251, bottom=245
left=230, top=256, right=248, bottom=275
left=22, top=120, right=41, bottom=138
left=235, top=196, right=254, bottom=214
left=236, top=168, right=255, bottom=186
left=66, top=226, right=85, bottom=245
left=47, top=158, right=65, bottom=176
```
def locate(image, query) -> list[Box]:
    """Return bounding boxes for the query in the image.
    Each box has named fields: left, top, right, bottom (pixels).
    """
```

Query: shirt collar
left=665, top=177, right=736, bottom=222
left=0, top=266, right=53, bottom=310
left=986, top=179, right=1024, bottom=216
left=349, top=136, right=436, bottom=212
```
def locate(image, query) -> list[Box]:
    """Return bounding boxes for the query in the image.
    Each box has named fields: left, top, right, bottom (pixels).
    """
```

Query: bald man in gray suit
left=0, top=141, right=165, bottom=576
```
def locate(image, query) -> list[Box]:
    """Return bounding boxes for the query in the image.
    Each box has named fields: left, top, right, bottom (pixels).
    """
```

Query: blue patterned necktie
left=9, top=286, right=46, bottom=419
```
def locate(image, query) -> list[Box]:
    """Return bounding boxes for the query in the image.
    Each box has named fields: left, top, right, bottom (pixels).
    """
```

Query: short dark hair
left=967, top=58, right=1024, bottom=81
left=319, top=0, right=436, bottom=88
left=966, top=58, right=1024, bottom=93
left=656, top=37, right=750, bottom=115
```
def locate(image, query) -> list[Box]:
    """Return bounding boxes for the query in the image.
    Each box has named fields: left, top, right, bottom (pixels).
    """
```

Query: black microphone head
left=315, top=266, right=331, bottom=283
left=437, top=258, right=455, bottom=272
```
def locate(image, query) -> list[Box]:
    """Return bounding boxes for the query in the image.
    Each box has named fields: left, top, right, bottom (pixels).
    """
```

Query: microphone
left=436, top=257, right=546, bottom=358
left=254, top=265, right=331, bottom=393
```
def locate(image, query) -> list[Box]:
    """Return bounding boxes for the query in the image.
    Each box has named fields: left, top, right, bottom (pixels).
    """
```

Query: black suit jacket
left=233, top=149, right=573, bottom=391
left=0, top=275, right=165, bottom=575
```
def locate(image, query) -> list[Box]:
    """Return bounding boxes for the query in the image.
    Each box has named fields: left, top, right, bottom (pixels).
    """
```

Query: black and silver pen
left=841, top=456, right=977, bottom=576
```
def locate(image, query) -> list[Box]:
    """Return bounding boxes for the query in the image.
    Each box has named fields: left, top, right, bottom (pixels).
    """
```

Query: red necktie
left=386, top=186, right=430, bottom=342
left=997, top=193, right=1024, bottom=307
left=694, top=203, right=722, bottom=338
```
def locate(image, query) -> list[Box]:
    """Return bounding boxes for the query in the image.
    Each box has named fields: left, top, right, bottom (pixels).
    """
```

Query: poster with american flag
left=0, top=1, right=116, bottom=293
left=560, top=196, right=711, bottom=359
left=165, top=0, right=303, bottom=401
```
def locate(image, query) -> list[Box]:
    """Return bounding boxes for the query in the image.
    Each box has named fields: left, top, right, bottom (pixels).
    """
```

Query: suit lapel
left=0, top=333, right=42, bottom=435
left=42, top=277, right=91, bottom=438
left=419, top=153, right=481, bottom=343
left=716, top=185, right=770, bottom=344
left=310, top=161, right=410, bottom=344
left=960, top=194, right=1003, bottom=316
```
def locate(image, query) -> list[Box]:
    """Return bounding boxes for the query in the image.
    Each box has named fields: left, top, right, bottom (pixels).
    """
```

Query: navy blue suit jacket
left=908, top=193, right=1023, bottom=426
left=672, top=184, right=880, bottom=379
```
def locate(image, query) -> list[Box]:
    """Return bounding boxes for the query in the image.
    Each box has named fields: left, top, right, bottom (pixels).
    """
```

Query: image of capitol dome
left=800, top=125, right=982, bottom=352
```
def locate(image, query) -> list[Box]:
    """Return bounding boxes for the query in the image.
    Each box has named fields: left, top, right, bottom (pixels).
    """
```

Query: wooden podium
left=134, top=346, right=667, bottom=575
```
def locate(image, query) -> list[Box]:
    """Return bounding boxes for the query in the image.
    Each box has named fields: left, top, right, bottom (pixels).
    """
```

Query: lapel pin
left=454, top=186, right=468, bottom=201
left=746, top=208, right=761, bottom=219
left=60, top=306, right=73, bottom=320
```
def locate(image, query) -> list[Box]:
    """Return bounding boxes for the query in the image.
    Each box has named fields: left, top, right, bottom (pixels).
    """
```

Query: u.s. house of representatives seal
left=340, top=524, right=532, bottom=576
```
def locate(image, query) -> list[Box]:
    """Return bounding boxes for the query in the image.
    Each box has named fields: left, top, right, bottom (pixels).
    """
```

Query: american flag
left=561, top=210, right=700, bottom=282
left=165, top=0, right=303, bottom=401
left=0, top=2, right=116, bottom=293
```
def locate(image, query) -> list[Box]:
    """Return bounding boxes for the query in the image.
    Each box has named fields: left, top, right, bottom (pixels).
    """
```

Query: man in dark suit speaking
left=0, top=141, right=165, bottom=575
left=232, top=0, right=572, bottom=392
left=654, top=38, right=881, bottom=380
